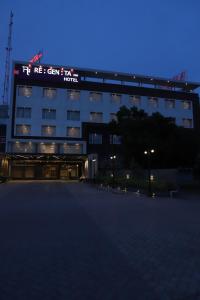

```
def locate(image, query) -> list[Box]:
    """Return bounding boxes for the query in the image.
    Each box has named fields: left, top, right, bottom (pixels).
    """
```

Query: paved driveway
left=0, top=181, right=200, bottom=300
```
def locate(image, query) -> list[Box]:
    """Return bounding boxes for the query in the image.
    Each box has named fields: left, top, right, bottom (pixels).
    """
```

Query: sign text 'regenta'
left=15, top=64, right=79, bottom=83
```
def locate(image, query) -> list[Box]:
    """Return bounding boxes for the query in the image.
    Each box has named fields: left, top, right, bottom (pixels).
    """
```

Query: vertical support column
left=1, top=156, right=9, bottom=176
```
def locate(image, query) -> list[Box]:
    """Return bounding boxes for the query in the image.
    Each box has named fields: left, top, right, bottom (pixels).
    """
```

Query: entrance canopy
left=4, top=153, right=88, bottom=180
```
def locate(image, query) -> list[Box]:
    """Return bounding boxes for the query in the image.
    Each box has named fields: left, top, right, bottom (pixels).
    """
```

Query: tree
left=109, top=106, right=200, bottom=169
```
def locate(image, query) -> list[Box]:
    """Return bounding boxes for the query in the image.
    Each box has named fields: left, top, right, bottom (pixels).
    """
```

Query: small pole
left=144, top=149, right=154, bottom=197
left=147, top=155, right=152, bottom=197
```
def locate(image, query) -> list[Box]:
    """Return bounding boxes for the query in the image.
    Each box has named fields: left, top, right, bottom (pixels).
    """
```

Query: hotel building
left=0, top=61, right=199, bottom=179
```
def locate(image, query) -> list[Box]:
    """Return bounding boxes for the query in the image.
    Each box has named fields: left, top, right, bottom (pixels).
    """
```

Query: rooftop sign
left=14, top=63, right=80, bottom=83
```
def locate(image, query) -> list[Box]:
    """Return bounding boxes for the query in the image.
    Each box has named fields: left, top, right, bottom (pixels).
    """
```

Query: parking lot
left=0, top=181, right=200, bottom=299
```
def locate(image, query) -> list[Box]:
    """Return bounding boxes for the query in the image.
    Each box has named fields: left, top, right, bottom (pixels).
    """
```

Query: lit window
left=18, top=86, right=32, bottom=97
left=110, top=135, right=121, bottom=144
left=16, top=125, right=31, bottom=136
left=149, top=97, right=158, bottom=108
left=61, top=143, right=82, bottom=154
left=43, top=88, right=57, bottom=99
left=41, top=125, right=56, bottom=136
left=16, top=107, right=31, bottom=118
left=182, top=101, right=192, bottom=110
left=12, top=142, right=35, bottom=153
left=111, top=93, right=121, bottom=104
left=182, top=118, right=193, bottom=128
left=110, top=113, right=117, bottom=121
left=67, top=127, right=80, bottom=138
left=129, top=95, right=141, bottom=106
left=89, top=92, right=102, bottom=102
left=89, top=133, right=102, bottom=144
left=90, top=112, right=103, bottom=123
left=67, top=90, right=80, bottom=100
left=165, top=99, right=175, bottom=109
left=42, top=109, right=56, bottom=119
left=67, top=110, right=80, bottom=121
left=39, top=143, right=56, bottom=154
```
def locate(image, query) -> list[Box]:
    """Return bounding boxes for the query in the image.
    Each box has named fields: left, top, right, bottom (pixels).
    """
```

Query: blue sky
left=0, top=0, right=200, bottom=100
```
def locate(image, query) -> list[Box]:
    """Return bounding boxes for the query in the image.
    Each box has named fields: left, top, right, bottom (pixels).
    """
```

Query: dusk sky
left=1, top=0, right=200, bottom=101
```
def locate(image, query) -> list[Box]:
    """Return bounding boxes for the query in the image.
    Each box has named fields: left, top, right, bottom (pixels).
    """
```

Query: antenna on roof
left=2, top=11, right=14, bottom=104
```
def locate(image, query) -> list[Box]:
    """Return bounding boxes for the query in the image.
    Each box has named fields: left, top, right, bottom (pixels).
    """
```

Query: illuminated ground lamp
left=144, top=149, right=155, bottom=197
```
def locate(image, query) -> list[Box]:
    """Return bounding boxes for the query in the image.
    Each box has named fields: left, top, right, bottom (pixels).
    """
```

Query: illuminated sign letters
left=15, top=64, right=80, bottom=84
left=22, top=66, right=31, bottom=76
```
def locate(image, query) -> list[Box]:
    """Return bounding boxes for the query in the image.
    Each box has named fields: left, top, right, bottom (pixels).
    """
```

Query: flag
left=29, top=51, right=43, bottom=64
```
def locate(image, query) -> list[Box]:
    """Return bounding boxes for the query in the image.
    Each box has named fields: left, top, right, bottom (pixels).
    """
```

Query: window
left=43, top=88, right=57, bottom=99
left=110, top=113, right=117, bottom=122
left=61, top=143, right=83, bottom=154
left=67, top=127, right=80, bottom=138
left=149, top=97, right=158, bottom=108
left=16, top=107, right=31, bottom=118
left=90, top=112, right=103, bottom=123
left=89, top=133, right=102, bottom=144
left=42, top=109, right=56, bottom=120
left=39, top=143, right=56, bottom=154
left=12, top=142, right=35, bottom=153
left=111, top=93, right=121, bottom=104
left=18, top=86, right=32, bottom=97
left=89, top=92, right=102, bottom=102
left=67, top=90, right=80, bottom=100
left=182, top=118, right=193, bottom=128
left=41, top=125, right=56, bottom=137
left=67, top=110, right=80, bottom=121
left=16, top=125, right=31, bottom=136
left=110, top=135, right=121, bottom=144
left=129, top=95, right=141, bottom=106
left=165, top=99, right=175, bottom=109
left=182, top=100, right=192, bottom=110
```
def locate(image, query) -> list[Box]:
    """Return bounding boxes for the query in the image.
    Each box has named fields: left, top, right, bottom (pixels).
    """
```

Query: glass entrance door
left=60, top=165, right=79, bottom=179
left=43, top=165, right=58, bottom=179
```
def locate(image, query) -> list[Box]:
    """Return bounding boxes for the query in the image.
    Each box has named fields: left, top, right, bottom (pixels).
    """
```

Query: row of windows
left=12, top=142, right=83, bottom=154
left=16, top=125, right=81, bottom=138
left=16, top=108, right=115, bottom=122
left=17, top=86, right=192, bottom=110
left=16, top=108, right=81, bottom=121
left=16, top=108, right=193, bottom=126
left=15, top=116, right=193, bottom=138
left=15, top=124, right=122, bottom=143
left=89, top=134, right=121, bottom=145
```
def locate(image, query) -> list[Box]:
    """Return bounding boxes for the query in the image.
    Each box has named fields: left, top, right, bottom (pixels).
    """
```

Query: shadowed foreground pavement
left=0, top=181, right=200, bottom=300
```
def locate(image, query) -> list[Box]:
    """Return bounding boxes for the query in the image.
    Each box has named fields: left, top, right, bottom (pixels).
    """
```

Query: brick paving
left=0, top=181, right=200, bottom=299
